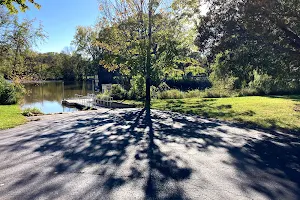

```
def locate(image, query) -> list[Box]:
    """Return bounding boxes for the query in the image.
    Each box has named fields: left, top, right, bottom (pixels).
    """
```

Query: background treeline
left=0, top=8, right=97, bottom=82
left=2, top=0, right=300, bottom=103
left=1, top=50, right=95, bottom=81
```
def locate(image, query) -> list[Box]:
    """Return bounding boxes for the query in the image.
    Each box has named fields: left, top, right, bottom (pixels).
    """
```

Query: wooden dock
left=62, top=98, right=97, bottom=110
left=62, top=96, right=136, bottom=110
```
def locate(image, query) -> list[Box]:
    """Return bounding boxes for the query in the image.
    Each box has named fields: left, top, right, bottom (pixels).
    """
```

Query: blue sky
left=18, top=0, right=100, bottom=53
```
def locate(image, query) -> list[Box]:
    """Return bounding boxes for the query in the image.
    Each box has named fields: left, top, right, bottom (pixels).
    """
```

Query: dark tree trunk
left=145, top=0, right=152, bottom=110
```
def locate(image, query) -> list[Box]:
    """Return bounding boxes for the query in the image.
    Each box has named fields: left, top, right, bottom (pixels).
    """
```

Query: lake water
left=22, top=81, right=94, bottom=114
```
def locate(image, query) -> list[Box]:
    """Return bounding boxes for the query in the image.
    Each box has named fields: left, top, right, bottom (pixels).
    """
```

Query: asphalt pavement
left=0, top=108, right=299, bottom=200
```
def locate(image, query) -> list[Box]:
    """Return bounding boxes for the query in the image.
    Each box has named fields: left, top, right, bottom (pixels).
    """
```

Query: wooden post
left=62, top=81, right=65, bottom=100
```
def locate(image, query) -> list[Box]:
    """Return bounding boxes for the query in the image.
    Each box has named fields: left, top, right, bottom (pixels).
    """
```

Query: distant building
left=102, top=84, right=113, bottom=93
left=97, top=67, right=118, bottom=91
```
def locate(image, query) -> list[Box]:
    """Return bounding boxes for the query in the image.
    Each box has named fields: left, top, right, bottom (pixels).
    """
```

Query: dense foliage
left=2, top=0, right=300, bottom=104
left=0, top=75, right=21, bottom=105
left=0, top=8, right=94, bottom=81
left=195, top=0, right=300, bottom=94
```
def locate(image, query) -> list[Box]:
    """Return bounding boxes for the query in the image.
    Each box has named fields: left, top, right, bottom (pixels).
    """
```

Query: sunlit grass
left=124, top=96, right=300, bottom=131
left=151, top=96, right=300, bottom=131
left=0, top=105, right=27, bottom=130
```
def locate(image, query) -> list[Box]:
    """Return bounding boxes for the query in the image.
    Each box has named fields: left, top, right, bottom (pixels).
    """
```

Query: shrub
left=237, top=88, right=259, bottom=97
left=210, top=75, right=238, bottom=91
left=201, top=74, right=240, bottom=98
left=185, top=90, right=202, bottom=98
left=266, top=79, right=300, bottom=95
left=201, top=88, right=232, bottom=98
left=128, top=75, right=145, bottom=100
left=0, top=76, right=21, bottom=105
left=110, top=84, right=127, bottom=100
left=249, top=71, right=273, bottom=95
left=157, top=82, right=170, bottom=92
left=97, top=92, right=111, bottom=100
left=158, top=89, right=184, bottom=99
left=151, top=86, right=158, bottom=99
left=22, top=107, right=43, bottom=117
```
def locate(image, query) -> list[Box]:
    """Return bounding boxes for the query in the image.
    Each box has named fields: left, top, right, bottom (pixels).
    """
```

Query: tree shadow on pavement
left=0, top=109, right=299, bottom=199
left=144, top=108, right=192, bottom=199
left=227, top=129, right=300, bottom=200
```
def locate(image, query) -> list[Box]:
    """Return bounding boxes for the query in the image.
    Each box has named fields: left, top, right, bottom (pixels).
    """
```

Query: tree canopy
left=1, top=0, right=299, bottom=100
left=193, top=0, right=300, bottom=91
left=0, top=0, right=40, bottom=13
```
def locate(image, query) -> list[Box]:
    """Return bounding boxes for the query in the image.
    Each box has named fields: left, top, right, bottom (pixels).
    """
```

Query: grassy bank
left=0, top=105, right=27, bottom=130
left=125, top=96, right=300, bottom=131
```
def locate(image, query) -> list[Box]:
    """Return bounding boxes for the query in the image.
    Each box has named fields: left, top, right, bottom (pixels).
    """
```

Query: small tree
left=97, top=0, right=159, bottom=109
left=97, top=0, right=189, bottom=108
left=0, top=9, right=47, bottom=82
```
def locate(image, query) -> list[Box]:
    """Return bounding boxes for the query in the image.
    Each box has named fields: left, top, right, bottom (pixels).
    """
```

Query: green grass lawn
left=125, top=96, right=300, bottom=131
left=0, top=105, right=27, bottom=130
left=151, top=96, right=300, bottom=131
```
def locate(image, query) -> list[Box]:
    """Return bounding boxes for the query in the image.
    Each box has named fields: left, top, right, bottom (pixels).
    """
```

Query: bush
left=249, top=71, right=273, bottom=95
left=200, top=74, right=240, bottom=98
left=158, top=89, right=184, bottom=99
left=97, top=92, right=111, bottom=100
left=266, top=78, right=300, bottom=95
left=110, top=84, right=127, bottom=100
left=151, top=86, right=158, bottom=99
left=210, top=75, right=239, bottom=90
left=156, top=88, right=234, bottom=99
left=128, top=75, right=145, bottom=100
left=22, top=107, right=43, bottom=117
left=201, top=88, right=232, bottom=98
left=157, top=82, right=171, bottom=92
left=237, top=88, right=259, bottom=97
left=247, top=71, right=300, bottom=95
left=185, top=90, right=202, bottom=98
left=0, top=76, right=20, bottom=105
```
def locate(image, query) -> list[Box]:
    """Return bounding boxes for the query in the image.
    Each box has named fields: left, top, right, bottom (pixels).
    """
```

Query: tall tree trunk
left=145, top=0, right=152, bottom=110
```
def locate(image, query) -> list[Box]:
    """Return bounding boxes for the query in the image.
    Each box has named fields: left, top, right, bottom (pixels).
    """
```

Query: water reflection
left=22, top=81, right=94, bottom=114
